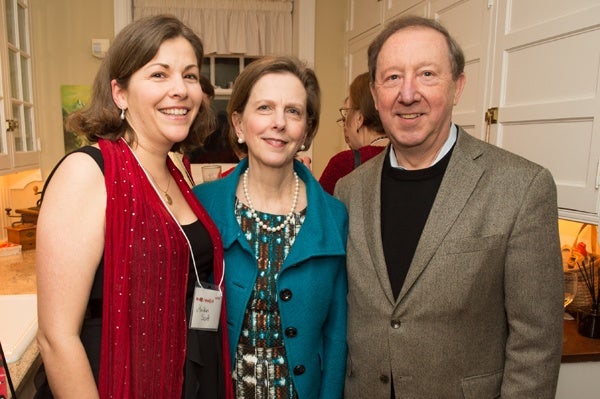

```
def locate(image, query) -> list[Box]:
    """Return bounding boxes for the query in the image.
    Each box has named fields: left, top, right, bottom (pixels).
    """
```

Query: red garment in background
left=319, top=145, right=387, bottom=195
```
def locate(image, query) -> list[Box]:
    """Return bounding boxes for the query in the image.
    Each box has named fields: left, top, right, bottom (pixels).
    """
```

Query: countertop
left=562, top=318, right=600, bottom=362
left=0, top=250, right=39, bottom=395
left=0, top=250, right=36, bottom=295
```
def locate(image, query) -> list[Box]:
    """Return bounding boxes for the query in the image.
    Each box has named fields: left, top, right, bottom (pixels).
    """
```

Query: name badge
left=189, top=282, right=222, bottom=331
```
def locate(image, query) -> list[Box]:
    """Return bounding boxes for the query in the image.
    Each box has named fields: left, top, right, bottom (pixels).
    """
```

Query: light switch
left=91, top=38, right=110, bottom=59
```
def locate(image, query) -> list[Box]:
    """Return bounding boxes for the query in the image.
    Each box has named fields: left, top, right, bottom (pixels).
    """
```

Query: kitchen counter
left=562, top=318, right=600, bottom=362
left=0, top=250, right=36, bottom=295
left=6, top=338, right=41, bottom=397
left=0, top=250, right=39, bottom=396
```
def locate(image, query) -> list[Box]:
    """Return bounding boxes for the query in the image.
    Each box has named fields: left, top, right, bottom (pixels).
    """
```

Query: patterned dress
left=233, top=198, right=306, bottom=398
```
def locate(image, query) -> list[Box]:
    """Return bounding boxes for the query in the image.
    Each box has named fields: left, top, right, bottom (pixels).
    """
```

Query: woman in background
left=319, top=72, right=388, bottom=195
left=36, top=15, right=231, bottom=398
left=187, top=75, right=239, bottom=164
left=194, top=56, right=348, bottom=398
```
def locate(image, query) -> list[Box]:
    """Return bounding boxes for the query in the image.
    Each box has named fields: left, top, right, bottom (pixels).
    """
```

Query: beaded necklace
left=369, top=136, right=388, bottom=146
left=242, top=168, right=299, bottom=232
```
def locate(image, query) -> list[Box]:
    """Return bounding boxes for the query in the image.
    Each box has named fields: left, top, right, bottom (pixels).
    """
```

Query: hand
left=297, top=156, right=312, bottom=169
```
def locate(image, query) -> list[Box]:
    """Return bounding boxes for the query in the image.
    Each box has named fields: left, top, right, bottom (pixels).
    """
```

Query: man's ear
left=370, top=82, right=379, bottom=111
left=452, top=73, right=466, bottom=106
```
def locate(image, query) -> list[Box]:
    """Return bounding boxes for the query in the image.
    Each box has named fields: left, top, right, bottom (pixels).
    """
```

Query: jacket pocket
left=441, top=233, right=506, bottom=255
left=461, top=369, right=503, bottom=399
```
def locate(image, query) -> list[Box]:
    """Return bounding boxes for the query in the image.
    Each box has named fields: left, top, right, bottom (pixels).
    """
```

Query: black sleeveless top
left=36, top=146, right=222, bottom=399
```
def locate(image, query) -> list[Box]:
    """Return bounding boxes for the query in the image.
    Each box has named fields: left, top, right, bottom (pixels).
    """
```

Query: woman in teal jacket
left=193, top=56, right=348, bottom=398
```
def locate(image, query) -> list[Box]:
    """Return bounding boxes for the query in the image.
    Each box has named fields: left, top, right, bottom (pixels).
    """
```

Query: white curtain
left=133, top=0, right=293, bottom=56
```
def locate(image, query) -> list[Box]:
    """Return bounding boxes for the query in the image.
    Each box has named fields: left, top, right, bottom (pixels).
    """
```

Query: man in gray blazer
left=335, top=15, right=563, bottom=398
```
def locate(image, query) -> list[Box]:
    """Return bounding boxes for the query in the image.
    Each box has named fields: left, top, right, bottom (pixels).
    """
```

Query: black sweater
left=380, top=146, right=453, bottom=299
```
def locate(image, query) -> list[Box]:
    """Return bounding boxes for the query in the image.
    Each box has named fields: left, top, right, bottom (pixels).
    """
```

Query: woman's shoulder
left=359, top=144, right=387, bottom=161
left=330, top=148, right=357, bottom=164
left=52, top=147, right=105, bottom=182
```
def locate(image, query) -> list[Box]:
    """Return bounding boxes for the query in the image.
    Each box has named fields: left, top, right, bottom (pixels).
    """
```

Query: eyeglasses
left=336, top=107, right=355, bottom=127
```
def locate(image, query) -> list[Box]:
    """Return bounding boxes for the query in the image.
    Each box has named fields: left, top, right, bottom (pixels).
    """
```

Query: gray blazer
left=335, top=128, right=563, bottom=398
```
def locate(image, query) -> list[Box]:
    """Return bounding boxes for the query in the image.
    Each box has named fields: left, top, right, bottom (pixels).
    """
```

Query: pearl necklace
left=242, top=168, right=299, bottom=232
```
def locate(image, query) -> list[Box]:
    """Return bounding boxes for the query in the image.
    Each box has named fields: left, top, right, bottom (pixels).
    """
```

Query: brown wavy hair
left=65, top=14, right=213, bottom=153
left=349, top=72, right=384, bottom=134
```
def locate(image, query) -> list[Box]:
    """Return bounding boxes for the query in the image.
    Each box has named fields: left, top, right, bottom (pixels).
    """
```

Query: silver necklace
left=242, top=168, right=299, bottom=232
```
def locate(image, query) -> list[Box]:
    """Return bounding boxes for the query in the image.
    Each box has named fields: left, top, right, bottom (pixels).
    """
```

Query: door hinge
left=485, top=107, right=498, bottom=124
left=487, top=0, right=494, bottom=9
left=484, top=107, right=498, bottom=143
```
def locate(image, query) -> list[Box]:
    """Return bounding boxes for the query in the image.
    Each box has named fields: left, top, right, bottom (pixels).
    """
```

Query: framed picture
left=61, top=85, right=91, bottom=153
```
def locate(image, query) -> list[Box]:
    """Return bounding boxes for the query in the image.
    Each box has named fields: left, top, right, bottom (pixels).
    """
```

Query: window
left=201, top=54, right=260, bottom=113
left=0, top=0, right=38, bottom=171
left=202, top=55, right=260, bottom=93
left=187, top=55, right=259, bottom=164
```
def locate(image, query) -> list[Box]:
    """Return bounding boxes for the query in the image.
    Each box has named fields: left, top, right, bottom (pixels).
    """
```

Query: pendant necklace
left=122, top=137, right=173, bottom=206
left=243, top=168, right=299, bottom=232
left=148, top=172, right=173, bottom=205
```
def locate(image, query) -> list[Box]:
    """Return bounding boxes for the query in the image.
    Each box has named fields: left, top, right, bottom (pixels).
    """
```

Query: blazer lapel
left=396, top=130, right=485, bottom=303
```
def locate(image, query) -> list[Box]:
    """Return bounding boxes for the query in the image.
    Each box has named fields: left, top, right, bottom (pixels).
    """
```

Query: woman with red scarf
left=36, top=15, right=232, bottom=399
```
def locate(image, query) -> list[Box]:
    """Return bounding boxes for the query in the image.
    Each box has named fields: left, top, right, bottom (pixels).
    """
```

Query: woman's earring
left=120, top=108, right=126, bottom=121
left=237, top=137, right=245, bottom=144
left=300, top=144, right=306, bottom=151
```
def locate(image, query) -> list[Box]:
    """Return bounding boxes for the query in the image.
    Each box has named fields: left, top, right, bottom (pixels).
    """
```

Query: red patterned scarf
left=97, top=139, right=232, bottom=398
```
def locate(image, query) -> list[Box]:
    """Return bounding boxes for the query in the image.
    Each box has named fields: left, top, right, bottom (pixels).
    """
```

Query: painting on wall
left=61, top=85, right=91, bottom=153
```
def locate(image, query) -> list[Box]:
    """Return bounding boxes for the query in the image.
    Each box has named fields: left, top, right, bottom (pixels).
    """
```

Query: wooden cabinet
left=0, top=0, right=40, bottom=174
left=486, top=1, right=600, bottom=224
left=345, top=0, right=600, bottom=223
left=6, top=224, right=36, bottom=250
left=200, top=55, right=260, bottom=116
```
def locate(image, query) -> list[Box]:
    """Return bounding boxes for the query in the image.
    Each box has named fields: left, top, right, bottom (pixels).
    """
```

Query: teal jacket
left=194, top=158, right=348, bottom=399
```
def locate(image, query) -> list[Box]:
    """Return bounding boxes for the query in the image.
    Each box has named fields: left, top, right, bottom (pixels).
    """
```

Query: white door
left=347, top=0, right=382, bottom=39
left=489, top=1, right=600, bottom=222
left=431, top=0, right=494, bottom=140
left=347, top=29, right=378, bottom=84
left=385, top=0, right=429, bottom=22
left=347, top=0, right=430, bottom=88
